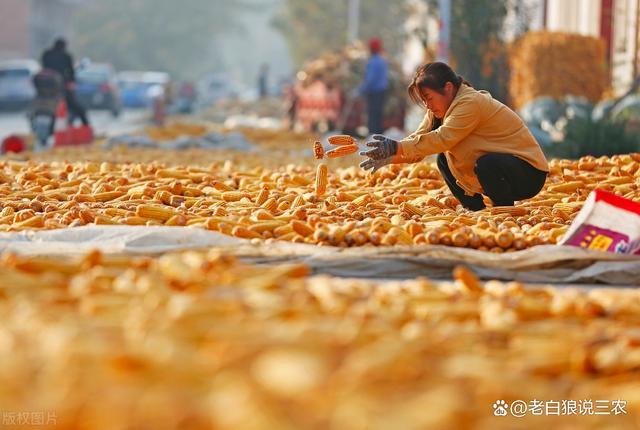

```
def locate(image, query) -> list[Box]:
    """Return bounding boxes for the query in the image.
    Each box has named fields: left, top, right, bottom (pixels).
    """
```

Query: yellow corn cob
left=328, top=226, right=345, bottom=245
left=291, top=195, right=305, bottom=209
left=72, top=193, right=96, bottom=203
left=165, top=214, right=187, bottom=226
left=495, top=230, right=514, bottom=249
left=601, top=176, right=632, bottom=185
left=326, top=144, right=358, bottom=159
left=277, top=232, right=299, bottom=242
left=277, top=200, right=291, bottom=211
left=336, top=191, right=357, bottom=202
left=315, top=163, right=328, bottom=196
left=123, top=216, right=148, bottom=226
left=94, top=215, right=118, bottom=225
left=489, top=206, right=528, bottom=216
left=274, top=224, right=294, bottom=237
left=291, top=220, right=314, bottom=237
left=313, top=227, right=329, bottom=242
left=94, top=191, right=126, bottom=202
left=13, top=209, right=36, bottom=223
left=136, top=204, right=177, bottom=222
left=0, top=207, right=14, bottom=217
left=313, top=141, right=325, bottom=159
left=13, top=215, right=44, bottom=229
left=327, top=134, right=356, bottom=146
left=222, top=191, right=246, bottom=202
left=261, top=197, right=278, bottom=212
left=546, top=181, right=584, bottom=193
left=248, top=221, right=286, bottom=234
left=232, top=226, right=263, bottom=239
left=156, top=169, right=191, bottom=179
left=352, top=193, right=373, bottom=207
left=400, top=202, right=425, bottom=217
left=256, top=188, right=270, bottom=206
left=388, top=226, right=413, bottom=245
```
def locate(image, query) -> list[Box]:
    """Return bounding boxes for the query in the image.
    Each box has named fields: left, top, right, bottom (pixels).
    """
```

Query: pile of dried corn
left=1, top=152, right=639, bottom=251
left=0, top=250, right=638, bottom=428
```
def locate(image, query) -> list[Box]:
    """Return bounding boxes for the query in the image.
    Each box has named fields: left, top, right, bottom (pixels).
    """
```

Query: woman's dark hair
left=407, top=62, right=471, bottom=105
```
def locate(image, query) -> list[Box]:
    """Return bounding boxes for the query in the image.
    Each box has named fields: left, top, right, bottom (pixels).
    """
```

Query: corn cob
left=222, top=191, right=247, bottom=202
left=261, top=198, right=278, bottom=213
left=13, top=215, right=44, bottom=229
left=326, top=145, right=358, bottom=159
left=400, top=202, right=425, bottom=217
left=136, top=204, right=177, bottom=222
left=165, top=214, right=187, bottom=226
left=248, top=221, right=286, bottom=234
left=313, top=141, right=325, bottom=159
left=94, top=191, right=126, bottom=202
left=546, top=181, right=584, bottom=193
left=123, top=216, right=148, bottom=226
left=495, top=230, right=514, bottom=249
left=315, top=163, right=328, bottom=196
left=489, top=206, right=528, bottom=216
left=453, top=266, right=483, bottom=292
left=232, top=226, right=263, bottom=239
left=327, top=134, right=356, bottom=146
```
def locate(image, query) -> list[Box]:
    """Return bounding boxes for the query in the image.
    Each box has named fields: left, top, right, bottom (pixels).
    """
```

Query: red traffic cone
left=53, top=100, right=70, bottom=147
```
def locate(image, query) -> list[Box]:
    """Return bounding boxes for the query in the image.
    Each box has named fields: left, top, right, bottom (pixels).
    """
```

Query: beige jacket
left=397, top=84, right=549, bottom=195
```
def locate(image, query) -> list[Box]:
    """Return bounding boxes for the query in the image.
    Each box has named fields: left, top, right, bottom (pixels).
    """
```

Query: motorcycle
left=29, top=70, right=64, bottom=151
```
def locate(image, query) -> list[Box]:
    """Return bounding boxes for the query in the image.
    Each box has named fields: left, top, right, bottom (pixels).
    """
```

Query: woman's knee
left=474, top=153, right=502, bottom=177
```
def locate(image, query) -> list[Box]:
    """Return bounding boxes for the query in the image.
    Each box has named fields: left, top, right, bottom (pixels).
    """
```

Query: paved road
left=0, top=108, right=150, bottom=142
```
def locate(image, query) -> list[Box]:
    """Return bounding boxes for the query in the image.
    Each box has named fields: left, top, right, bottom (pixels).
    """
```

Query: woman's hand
left=360, top=135, right=398, bottom=160
left=359, top=157, right=392, bottom=174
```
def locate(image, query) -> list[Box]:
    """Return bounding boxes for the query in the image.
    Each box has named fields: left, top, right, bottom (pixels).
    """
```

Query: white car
left=0, top=59, right=39, bottom=111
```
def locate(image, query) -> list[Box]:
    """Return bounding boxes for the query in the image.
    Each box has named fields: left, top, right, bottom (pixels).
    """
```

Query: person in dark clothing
left=41, top=38, right=89, bottom=126
left=437, top=153, right=547, bottom=210
left=358, top=38, right=389, bottom=135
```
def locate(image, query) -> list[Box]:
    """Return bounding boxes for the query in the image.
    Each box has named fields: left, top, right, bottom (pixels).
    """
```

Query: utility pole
left=347, top=0, right=360, bottom=44
left=437, top=0, right=451, bottom=62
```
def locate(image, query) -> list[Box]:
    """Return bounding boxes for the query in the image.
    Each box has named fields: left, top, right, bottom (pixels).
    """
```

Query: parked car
left=75, top=63, right=121, bottom=116
left=197, top=73, right=239, bottom=106
left=0, top=59, right=38, bottom=111
left=118, top=71, right=170, bottom=109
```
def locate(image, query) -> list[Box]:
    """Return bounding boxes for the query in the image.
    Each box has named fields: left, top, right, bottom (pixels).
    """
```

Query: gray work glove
left=359, top=134, right=398, bottom=160
left=359, top=156, right=392, bottom=174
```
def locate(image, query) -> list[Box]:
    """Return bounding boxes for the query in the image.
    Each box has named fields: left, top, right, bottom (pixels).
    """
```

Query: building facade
left=0, top=0, right=85, bottom=61
left=544, top=0, right=639, bottom=95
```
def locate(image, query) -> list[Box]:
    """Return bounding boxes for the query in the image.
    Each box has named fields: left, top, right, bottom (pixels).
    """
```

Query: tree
left=424, top=0, right=511, bottom=102
left=273, top=0, right=410, bottom=67
left=71, top=0, right=248, bottom=80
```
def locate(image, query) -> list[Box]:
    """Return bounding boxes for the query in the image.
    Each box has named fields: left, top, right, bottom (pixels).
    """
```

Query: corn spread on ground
left=0, top=250, right=638, bottom=429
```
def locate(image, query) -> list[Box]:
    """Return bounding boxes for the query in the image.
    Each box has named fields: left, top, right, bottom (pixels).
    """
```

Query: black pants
left=65, top=89, right=89, bottom=126
left=437, top=153, right=547, bottom=210
left=366, top=90, right=385, bottom=135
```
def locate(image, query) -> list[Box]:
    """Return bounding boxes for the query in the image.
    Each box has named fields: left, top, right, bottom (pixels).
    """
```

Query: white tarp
left=0, top=225, right=639, bottom=286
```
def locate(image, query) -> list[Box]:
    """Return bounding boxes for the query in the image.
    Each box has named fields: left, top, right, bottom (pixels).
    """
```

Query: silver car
left=0, top=59, right=39, bottom=111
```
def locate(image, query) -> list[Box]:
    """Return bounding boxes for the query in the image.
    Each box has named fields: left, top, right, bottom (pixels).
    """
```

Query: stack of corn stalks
left=509, top=31, right=609, bottom=109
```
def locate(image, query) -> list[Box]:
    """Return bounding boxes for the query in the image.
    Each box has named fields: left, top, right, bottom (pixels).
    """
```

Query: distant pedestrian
left=258, top=64, right=269, bottom=98
left=41, top=38, right=89, bottom=126
left=357, top=38, right=389, bottom=135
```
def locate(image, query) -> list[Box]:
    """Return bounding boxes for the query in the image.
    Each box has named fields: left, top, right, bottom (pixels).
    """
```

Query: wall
left=0, top=0, right=30, bottom=59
